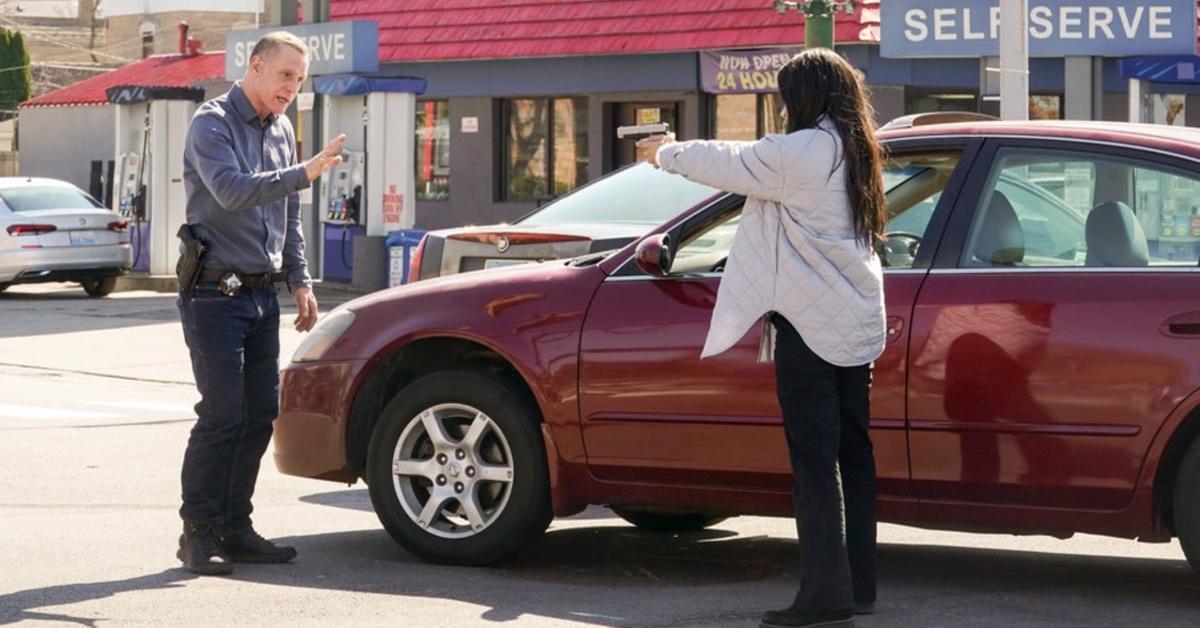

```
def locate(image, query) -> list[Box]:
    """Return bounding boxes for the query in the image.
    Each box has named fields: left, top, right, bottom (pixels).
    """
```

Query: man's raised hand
left=305, top=133, right=347, bottom=181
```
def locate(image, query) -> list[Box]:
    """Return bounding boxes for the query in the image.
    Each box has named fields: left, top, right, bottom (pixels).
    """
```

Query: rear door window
left=961, top=146, right=1200, bottom=268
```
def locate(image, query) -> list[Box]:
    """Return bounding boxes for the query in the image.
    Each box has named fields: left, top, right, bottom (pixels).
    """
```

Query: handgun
left=176, top=223, right=208, bottom=292
left=616, top=122, right=671, bottom=141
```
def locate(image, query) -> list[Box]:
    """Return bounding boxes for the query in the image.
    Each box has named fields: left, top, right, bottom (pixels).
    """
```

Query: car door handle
left=1161, top=311, right=1200, bottom=337
left=886, top=315, right=905, bottom=344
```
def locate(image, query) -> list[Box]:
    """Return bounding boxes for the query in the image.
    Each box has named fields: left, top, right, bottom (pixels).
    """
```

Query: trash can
left=385, top=228, right=428, bottom=287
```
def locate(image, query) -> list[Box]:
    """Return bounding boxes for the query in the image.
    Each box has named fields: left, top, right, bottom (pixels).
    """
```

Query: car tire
left=80, top=276, right=116, bottom=297
left=611, top=506, right=728, bottom=533
left=366, top=370, right=552, bottom=565
left=1175, top=436, right=1200, bottom=576
left=0, top=282, right=8, bottom=293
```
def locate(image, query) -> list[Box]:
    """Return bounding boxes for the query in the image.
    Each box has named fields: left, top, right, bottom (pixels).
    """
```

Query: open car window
left=880, top=150, right=965, bottom=269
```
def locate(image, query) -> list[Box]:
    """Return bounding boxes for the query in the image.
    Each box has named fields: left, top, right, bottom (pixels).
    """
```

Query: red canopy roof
left=21, top=52, right=226, bottom=109
left=332, top=0, right=880, bottom=63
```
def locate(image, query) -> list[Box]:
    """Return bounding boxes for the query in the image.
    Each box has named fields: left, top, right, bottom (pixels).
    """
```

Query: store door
left=609, top=102, right=679, bottom=171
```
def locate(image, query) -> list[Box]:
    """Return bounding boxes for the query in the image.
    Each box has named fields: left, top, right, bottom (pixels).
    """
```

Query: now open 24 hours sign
left=881, top=0, right=1198, bottom=58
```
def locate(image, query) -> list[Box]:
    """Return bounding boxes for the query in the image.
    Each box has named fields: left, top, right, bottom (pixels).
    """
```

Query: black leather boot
left=760, top=606, right=855, bottom=628
left=177, top=521, right=233, bottom=576
left=220, top=526, right=297, bottom=563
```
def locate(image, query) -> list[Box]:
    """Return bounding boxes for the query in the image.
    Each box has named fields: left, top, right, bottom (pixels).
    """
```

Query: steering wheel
left=881, top=231, right=923, bottom=267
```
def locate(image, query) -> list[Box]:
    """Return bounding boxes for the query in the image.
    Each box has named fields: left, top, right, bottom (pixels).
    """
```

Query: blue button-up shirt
left=183, top=83, right=312, bottom=289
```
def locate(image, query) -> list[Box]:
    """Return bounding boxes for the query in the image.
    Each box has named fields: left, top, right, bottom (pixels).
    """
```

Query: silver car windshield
left=0, top=186, right=106, bottom=212
left=519, top=162, right=720, bottom=226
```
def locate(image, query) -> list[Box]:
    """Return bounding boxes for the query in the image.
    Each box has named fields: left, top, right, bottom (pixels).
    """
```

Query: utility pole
left=998, top=0, right=1029, bottom=120
left=772, top=0, right=856, bottom=50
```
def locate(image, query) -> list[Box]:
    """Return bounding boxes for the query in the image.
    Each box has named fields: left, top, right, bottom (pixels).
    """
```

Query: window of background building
left=502, top=97, right=589, bottom=202
left=415, top=101, right=450, bottom=201
left=904, top=90, right=979, bottom=114
left=1028, top=95, right=1063, bottom=120
left=712, top=93, right=785, bottom=140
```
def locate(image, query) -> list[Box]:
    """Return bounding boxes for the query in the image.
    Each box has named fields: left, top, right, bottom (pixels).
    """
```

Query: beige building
left=100, top=1, right=272, bottom=61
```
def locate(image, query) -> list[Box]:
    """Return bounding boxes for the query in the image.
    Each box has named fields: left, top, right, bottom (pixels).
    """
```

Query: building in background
left=100, top=0, right=269, bottom=60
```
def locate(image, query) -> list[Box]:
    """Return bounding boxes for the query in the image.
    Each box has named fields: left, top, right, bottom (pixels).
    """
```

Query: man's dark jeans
left=177, top=283, right=280, bottom=530
left=771, top=313, right=877, bottom=612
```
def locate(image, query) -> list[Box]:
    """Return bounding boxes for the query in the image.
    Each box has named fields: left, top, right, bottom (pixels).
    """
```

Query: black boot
left=177, top=521, right=233, bottom=576
left=220, top=526, right=297, bottom=563
left=760, top=606, right=855, bottom=628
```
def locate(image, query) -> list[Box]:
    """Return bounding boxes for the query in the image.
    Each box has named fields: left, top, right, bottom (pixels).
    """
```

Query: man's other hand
left=292, top=286, right=319, bottom=332
left=305, top=134, right=347, bottom=181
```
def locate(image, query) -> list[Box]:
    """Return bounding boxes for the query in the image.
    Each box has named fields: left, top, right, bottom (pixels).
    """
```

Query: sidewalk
left=116, top=274, right=372, bottom=305
left=0, top=279, right=374, bottom=386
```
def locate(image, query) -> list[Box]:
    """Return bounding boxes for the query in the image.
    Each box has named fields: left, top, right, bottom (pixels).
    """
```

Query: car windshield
left=0, top=186, right=105, bottom=212
left=519, top=162, right=720, bottom=226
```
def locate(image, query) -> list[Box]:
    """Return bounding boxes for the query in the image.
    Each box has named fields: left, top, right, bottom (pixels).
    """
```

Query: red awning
left=21, top=52, right=226, bottom=108
left=331, top=0, right=880, bottom=63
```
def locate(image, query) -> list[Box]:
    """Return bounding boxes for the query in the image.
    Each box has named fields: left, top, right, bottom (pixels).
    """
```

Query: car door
left=907, top=138, right=1200, bottom=518
left=577, top=141, right=978, bottom=505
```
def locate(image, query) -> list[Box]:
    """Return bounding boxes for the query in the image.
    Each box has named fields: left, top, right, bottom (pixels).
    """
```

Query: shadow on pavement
left=0, top=568, right=194, bottom=627
left=299, top=488, right=626, bottom=522
left=1, top=528, right=1196, bottom=627
left=192, top=527, right=1198, bottom=626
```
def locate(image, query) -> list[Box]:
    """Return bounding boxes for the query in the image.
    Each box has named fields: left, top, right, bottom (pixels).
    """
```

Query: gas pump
left=108, top=85, right=204, bottom=276
left=324, top=150, right=364, bottom=224
left=321, top=150, right=365, bottom=278
left=114, top=107, right=151, bottom=269
left=314, top=74, right=425, bottom=289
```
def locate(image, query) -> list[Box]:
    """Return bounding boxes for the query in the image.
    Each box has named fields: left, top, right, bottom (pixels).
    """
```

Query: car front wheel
left=80, top=276, right=116, bottom=297
left=366, top=370, right=552, bottom=565
left=1175, top=436, right=1200, bottom=576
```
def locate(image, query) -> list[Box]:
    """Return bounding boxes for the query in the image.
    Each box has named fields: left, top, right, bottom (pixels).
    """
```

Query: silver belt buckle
left=218, top=272, right=242, bottom=297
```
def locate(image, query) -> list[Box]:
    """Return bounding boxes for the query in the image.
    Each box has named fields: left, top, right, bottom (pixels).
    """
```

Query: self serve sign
left=225, top=21, right=379, bottom=80
left=880, top=0, right=1198, bottom=57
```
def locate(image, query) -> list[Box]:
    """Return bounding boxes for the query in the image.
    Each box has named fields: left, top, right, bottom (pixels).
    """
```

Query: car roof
left=880, top=119, right=1200, bottom=161
left=0, top=177, right=81, bottom=190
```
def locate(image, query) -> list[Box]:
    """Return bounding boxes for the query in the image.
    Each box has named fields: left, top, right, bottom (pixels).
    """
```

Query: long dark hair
left=777, top=48, right=886, bottom=249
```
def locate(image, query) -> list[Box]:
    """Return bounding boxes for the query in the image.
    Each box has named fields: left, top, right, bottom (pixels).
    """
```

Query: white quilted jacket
left=656, top=118, right=886, bottom=367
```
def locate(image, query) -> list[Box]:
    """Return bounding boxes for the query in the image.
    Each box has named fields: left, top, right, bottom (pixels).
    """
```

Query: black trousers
left=772, top=314, right=877, bottom=611
left=177, top=284, right=281, bottom=529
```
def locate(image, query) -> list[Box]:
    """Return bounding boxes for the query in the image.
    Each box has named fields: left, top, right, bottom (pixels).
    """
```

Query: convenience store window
left=415, top=100, right=450, bottom=201
left=501, top=97, right=589, bottom=202
left=712, top=93, right=785, bottom=140
left=904, top=89, right=978, bottom=114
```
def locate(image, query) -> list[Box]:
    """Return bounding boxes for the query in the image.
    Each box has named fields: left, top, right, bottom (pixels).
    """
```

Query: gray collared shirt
left=183, top=83, right=312, bottom=290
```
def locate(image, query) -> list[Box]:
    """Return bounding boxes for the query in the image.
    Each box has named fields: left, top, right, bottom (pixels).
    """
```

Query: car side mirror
left=634, top=233, right=673, bottom=277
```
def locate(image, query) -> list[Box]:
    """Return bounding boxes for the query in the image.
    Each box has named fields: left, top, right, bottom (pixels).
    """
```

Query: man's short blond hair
left=250, top=31, right=309, bottom=61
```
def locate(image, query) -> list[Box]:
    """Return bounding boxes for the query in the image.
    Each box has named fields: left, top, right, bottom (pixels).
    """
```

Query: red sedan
left=276, top=118, right=1200, bottom=571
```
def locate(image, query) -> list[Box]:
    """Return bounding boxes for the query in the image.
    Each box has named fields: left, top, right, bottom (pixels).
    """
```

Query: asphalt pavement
left=0, top=282, right=1197, bottom=627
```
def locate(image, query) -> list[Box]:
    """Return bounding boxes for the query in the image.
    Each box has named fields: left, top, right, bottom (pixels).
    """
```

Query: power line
left=0, top=15, right=134, bottom=63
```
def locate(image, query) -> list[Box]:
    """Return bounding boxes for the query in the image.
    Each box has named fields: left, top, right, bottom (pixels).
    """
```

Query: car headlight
left=291, top=308, right=356, bottom=362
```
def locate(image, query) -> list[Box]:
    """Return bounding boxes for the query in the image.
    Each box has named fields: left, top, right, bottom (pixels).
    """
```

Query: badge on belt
left=218, top=273, right=242, bottom=297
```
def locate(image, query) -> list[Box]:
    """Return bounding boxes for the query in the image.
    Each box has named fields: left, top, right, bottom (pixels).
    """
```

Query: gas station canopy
left=312, top=75, right=427, bottom=97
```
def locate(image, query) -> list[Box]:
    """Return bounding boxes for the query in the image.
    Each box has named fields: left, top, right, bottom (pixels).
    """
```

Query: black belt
left=198, top=269, right=286, bottom=289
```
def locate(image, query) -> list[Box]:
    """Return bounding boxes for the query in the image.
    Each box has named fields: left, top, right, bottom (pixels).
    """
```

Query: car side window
left=672, top=207, right=742, bottom=274
left=880, top=150, right=964, bottom=269
left=962, top=147, right=1200, bottom=269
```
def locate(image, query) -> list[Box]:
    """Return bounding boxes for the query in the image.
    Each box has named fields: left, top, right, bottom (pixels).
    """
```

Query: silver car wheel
left=390, top=402, right=515, bottom=540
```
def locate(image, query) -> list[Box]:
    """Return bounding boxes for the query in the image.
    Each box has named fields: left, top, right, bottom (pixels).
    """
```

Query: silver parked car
left=0, top=177, right=132, bottom=297
left=410, top=163, right=720, bottom=281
